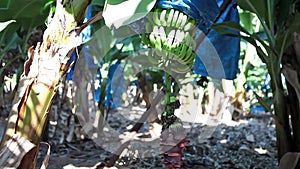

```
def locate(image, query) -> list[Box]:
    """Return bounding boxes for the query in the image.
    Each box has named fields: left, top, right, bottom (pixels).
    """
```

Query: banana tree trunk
left=268, top=60, right=293, bottom=159
left=288, top=33, right=300, bottom=153
left=280, top=33, right=300, bottom=168
left=286, top=81, right=300, bottom=151
left=0, top=0, right=90, bottom=168
left=282, top=34, right=300, bottom=153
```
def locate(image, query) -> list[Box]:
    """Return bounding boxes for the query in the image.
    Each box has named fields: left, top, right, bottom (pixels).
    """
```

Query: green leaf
left=0, top=0, right=9, bottom=9
left=212, top=21, right=251, bottom=36
left=86, top=25, right=116, bottom=64
left=239, top=10, right=254, bottom=32
left=286, top=13, right=300, bottom=33
left=275, top=13, right=300, bottom=61
left=276, top=0, right=294, bottom=28
left=170, top=96, right=177, bottom=103
left=236, top=0, right=275, bottom=47
left=0, top=0, right=50, bottom=39
left=253, top=91, right=271, bottom=112
left=0, top=0, right=50, bottom=20
left=64, top=0, right=91, bottom=23
left=236, top=0, right=270, bottom=26
left=2, top=32, right=22, bottom=50
left=0, top=20, right=15, bottom=32
left=212, top=21, right=271, bottom=63
left=103, top=0, right=156, bottom=29
left=92, top=0, right=106, bottom=6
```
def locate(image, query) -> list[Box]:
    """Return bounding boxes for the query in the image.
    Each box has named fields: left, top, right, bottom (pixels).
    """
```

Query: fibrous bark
left=0, top=0, right=91, bottom=168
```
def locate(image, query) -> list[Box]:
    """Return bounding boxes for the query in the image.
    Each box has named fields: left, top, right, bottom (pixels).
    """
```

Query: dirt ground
left=42, top=113, right=277, bottom=169
left=0, top=83, right=278, bottom=169
left=43, top=95, right=278, bottom=169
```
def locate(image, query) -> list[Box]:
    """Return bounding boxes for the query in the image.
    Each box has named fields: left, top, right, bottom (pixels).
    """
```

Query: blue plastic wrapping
left=67, top=6, right=125, bottom=108
left=193, top=0, right=240, bottom=80
left=94, top=61, right=126, bottom=108
left=66, top=6, right=93, bottom=80
left=156, top=0, right=219, bottom=33
left=105, top=61, right=126, bottom=108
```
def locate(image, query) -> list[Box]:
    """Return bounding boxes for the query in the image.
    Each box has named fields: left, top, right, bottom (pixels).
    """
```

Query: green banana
left=184, top=18, right=196, bottom=31
left=167, top=29, right=176, bottom=50
left=156, top=34, right=168, bottom=59
left=166, top=8, right=174, bottom=27
left=144, top=7, right=198, bottom=70
left=173, top=29, right=185, bottom=47
left=186, top=52, right=196, bottom=67
left=142, top=22, right=153, bottom=47
left=175, top=12, right=184, bottom=28
left=169, top=42, right=179, bottom=59
left=179, top=14, right=187, bottom=29
left=149, top=31, right=156, bottom=48
left=141, top=33, right=151, bottom=47
left=152, top=8, right=162, bottom=25
left=171, top=10, right=179, bottom=27
left=171, top=41, right=182, bottom=61
left=182, top=46, right=193, bottom=64
left=159, top=26, right=166, bottom=44
left=177, top=43, right=188, bottom=64
left=154, top=33, right=162, bottom=53
left=184, top=32, right=196, bottom=49
left=160, top=9, right=167, bottom=26
left=169, top=40, right=178, bottom=56
left=153, top=25, right=159, bottom=36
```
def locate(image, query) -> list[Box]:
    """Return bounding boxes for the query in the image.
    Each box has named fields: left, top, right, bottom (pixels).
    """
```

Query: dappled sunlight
left=1, top=0, right=300, bottom=168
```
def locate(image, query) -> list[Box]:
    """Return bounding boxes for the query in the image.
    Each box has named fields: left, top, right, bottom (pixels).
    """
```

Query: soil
left=43, top=104, right=278, bottom=169
left=0, top=84, right=278, bottom=169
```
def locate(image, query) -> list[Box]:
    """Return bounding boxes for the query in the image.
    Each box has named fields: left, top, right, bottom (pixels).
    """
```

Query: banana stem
left=164, top=73, right=172, bottom=116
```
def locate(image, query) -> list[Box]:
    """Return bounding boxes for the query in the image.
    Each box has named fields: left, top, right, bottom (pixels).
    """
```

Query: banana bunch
left=141, top=7, right=198, bottom=74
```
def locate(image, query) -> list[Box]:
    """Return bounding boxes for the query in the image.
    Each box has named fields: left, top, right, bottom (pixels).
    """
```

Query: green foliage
left=253, top=91, right=271, bottom=112
left=213, top=0, right=300, bottom=158
left=237, top=0, right=275, bottom=36
left=0, top=0, right=52, bottom=60
left=212, top=1, right=300, bottom=78
left=102, top=0, right=156, bottom=29
left=239, top=10, right=255, bottom=33
left=0, top=0, right=51, bottom=37
left=0, top=20, right=15, bottom=33
left=92, top=0, right=106, bottom=7
left=64, top=0, right=91, bottom=23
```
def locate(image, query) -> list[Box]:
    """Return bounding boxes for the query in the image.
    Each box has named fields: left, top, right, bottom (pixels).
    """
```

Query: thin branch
left=74, top=12, right=103, bottom=35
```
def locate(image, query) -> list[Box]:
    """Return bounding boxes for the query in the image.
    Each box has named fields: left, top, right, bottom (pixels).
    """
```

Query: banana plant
left=0, top=0, right=92, bottom=168
left=235, top=9, right=272, bottom=113
left=212, top=0, right=300, bottom=161
left=140, top=5, right=202, bottom=168
left=102, top=0, right=197, bottom=167
left=0, top=0, right=52, bottom=113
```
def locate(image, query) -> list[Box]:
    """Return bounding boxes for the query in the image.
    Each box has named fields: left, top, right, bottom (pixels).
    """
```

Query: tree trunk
left=281, top=35, right=300, bottom=167
left=283, top=57, right=300, bottom=153
left=0, top=0, right=90, bottom=168
left=268, top=61, right=293, bottom=159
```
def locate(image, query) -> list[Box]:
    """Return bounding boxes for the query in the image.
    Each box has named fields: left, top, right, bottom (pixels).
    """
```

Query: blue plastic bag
left=156, top=0, right=219, bottom=33
left=193, top=0, right=240, bottom=80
